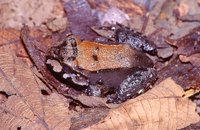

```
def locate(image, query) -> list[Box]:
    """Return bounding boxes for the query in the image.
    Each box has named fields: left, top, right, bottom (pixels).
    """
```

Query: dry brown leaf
left=157, top=59, right=200, bottom=90
left=183, top=89, right=200, bottom=98
left=46, top=17, right=68, bottom=32
left=0, top=0, right=65, bottom=28
left=108, top=0, right=144, bottom=15
left=0, top=29, right=32, bottom=66
left=88, top=0, right=144, bottom=15
left=70, top=107, right=110, bottom=130
left=0, top=45, right=71, bottom=129
left=179, top=54, right=200, bottom=67
left=176, top=2, right=189, bottom=17
left=85, top=78, right=200, bottom=130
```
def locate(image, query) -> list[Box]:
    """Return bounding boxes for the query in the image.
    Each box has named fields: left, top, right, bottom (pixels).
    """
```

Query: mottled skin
left=46, top=26, right=157, bottom=104
left=94, top=24, right=157, bottom=55
left=107, top=68, right=157, bottom=103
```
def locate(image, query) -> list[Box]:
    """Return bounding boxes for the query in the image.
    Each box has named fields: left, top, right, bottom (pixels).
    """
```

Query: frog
left=46, top=25, right=157, bottom=104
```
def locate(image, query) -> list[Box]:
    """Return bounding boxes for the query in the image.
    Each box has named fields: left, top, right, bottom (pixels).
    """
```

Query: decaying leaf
left=0, top=0, right=65, bottom=28
left=176, top=27, right=200, bottom=57
left=157, top=58, right=200, bottom=90
left=0, top=43, right=71, bottom=129
left=64, top=0, right=100, bottom=40
left=84, top=78, right=200, bottom=130
left=179, top=54, right=200, bottom=67
left=174, top=0, right=200, bottom=22
left=0, top=29, right=31, bottom=64
left=71, top=107, right=109, bottom=130
left=167, top=26, right=200, bottom=67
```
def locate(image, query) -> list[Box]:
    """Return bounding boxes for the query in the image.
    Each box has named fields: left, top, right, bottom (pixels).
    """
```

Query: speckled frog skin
left=46, top=26, right=157, bottom=103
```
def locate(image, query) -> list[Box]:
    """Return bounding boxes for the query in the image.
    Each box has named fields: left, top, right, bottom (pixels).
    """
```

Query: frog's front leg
left=107, top=68, right=157, bottom=104
left=46, top=59, right=90, bottom=87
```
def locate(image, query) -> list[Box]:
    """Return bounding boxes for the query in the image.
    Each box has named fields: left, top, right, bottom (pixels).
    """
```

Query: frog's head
left=47, top=35, right=78, bottom=62
left=58, top=35, right=78, bottom=62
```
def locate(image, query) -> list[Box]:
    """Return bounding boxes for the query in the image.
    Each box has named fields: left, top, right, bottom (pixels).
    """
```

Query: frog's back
left=76, top=41, right=153, bottom=71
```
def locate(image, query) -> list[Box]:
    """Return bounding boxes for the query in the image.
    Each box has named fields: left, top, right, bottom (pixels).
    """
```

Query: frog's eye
left=58, top=36, right=78, bottom=61
left=67, top=37, right=77, bottom=47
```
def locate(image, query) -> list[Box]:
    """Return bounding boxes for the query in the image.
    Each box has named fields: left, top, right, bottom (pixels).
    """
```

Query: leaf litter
left=0, top=0, right=200, bottom=129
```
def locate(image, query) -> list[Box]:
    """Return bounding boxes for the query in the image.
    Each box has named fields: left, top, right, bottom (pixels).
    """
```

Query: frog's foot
left=107, top=68, right=157, bottom=104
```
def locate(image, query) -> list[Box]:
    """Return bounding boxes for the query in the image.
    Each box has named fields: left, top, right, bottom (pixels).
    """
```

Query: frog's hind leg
left=107, top=68, right=157, bottom=104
